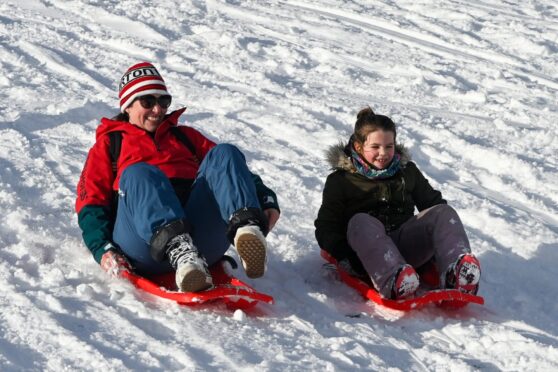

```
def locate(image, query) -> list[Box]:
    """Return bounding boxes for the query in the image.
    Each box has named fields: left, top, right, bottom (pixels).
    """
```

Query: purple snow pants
left=347, top=204, right=471, bottom=297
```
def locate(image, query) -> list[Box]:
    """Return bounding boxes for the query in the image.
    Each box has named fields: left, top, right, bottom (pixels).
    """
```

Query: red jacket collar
left=96, top=107, right=187, bottom=140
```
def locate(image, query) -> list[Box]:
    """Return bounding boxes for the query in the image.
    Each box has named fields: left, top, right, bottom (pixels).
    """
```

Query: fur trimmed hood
left=325, top=140, right=411, bottom=171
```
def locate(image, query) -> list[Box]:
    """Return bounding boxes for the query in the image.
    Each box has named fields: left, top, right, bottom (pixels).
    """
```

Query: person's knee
left=348, top=213, right=384, bottom=234
left=432, top=204, right=458, bottom=219
left=202, top=144, right=247, bottom=172
left=209, top=143, right=242, bottom=159
left=120, top=162, right=162, bottom=183
left=421, top=204, right=457, bottom=218
left=419, top=204, right=462, bottom=232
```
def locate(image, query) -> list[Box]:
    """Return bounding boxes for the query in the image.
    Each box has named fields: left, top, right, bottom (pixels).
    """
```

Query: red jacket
left=76, top=108, right=215, bottom=214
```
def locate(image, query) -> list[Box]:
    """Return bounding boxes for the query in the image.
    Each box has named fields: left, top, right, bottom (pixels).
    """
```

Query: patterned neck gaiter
left=349, top=144, right=401, bottom=180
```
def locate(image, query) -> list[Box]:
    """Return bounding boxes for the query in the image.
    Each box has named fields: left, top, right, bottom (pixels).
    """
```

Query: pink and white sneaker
left=391, top=264, right=420, bottom=300
left=445, top=254, right=481, bottom=294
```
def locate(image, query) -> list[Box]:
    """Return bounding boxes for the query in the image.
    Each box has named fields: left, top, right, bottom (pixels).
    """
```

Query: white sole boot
left=175, top=262, right=213, bottom=292
left=234, top=225, right=267, bottom=278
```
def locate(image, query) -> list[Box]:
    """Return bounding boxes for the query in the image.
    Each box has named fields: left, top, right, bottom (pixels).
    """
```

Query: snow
left=1, top=0, right=557, bottom=370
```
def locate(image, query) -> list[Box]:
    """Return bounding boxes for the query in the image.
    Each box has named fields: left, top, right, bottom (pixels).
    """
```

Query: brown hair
left=353, top=107, right=396, bottom=144
left=112, top=112, right=129, bottom=122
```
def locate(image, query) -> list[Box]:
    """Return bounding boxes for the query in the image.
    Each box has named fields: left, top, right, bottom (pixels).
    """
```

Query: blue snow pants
left=113, top=144, right=261, bottom=275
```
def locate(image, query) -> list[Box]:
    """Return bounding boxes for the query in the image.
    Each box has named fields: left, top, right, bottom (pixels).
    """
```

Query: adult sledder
left=76, top=62, right=280, bottom=306
left=315, top=107, right=482, bottom=309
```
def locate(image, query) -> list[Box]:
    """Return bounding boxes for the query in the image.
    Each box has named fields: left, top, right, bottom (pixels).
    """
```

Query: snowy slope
left=1, top=0, right=557, bottom=370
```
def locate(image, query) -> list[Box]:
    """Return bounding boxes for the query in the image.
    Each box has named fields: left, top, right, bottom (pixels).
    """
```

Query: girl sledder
left=315, top=107, right=481, bottom=300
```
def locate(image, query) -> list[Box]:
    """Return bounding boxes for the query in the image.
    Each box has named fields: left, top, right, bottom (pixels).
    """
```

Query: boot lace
left=167, top=234, right=205, bottom=269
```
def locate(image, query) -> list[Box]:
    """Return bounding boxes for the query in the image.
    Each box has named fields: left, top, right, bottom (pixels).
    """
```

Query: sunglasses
left=137, top=95, right=172, bottom=109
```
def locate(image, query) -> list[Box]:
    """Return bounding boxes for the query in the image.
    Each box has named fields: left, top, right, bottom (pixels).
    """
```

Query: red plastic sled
left=321, top=250, right=484, bottom=311
left=120, top=260, right=273, bottom=310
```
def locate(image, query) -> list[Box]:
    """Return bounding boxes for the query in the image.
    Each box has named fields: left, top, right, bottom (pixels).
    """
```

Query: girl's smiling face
left=355, top=129, right=395, bottom=170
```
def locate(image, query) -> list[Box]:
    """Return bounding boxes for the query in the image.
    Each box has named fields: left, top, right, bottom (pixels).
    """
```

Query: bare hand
left=101, top=250, right=132, bottom=277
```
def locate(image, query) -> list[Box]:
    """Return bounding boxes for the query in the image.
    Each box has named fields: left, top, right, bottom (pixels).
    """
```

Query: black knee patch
left=149, top=219, right=190, bottom=262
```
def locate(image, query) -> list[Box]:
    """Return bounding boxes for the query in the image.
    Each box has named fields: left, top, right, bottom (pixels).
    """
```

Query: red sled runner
left=120, top=260, right=273, bottom=310
left=321, top=250, right=484, bottom=311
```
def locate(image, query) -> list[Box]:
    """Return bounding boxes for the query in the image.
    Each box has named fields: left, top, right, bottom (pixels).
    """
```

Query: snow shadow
left=480, top=242, right=558, bottom=339
left=1, top=101, right=112, bottom=134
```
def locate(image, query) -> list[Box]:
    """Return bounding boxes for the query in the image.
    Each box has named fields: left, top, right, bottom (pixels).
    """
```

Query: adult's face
left=125, top=94, right=170, bottom=132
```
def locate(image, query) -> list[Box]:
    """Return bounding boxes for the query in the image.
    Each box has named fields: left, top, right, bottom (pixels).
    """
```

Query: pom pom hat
left=119, top=62, right=169, bottom=112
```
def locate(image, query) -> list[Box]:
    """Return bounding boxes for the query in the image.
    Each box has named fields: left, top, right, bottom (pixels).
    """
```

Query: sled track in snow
left=284, top=0, right=558, bottom=91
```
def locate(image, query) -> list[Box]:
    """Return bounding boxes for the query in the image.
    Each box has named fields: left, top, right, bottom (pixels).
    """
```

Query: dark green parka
left=315, top=142, right=446, bottom=270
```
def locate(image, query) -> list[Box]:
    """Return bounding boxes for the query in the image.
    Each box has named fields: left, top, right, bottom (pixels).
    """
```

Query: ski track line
left=504, top=320, right=558, bottom=343
left=284, top=0, right=558, bottom=91
left=6, top=124, right=76, bottom=210
left=402, top=117, right=555, bottom=194
left=453, top=0, right=558, bottom=27
left=448, top=179, right=558, bottom=230
left=8, top=2, right=166, bottom=75
left=15, top=41, right=110, bottom=94
left=200, top=0, right=406, bottom=92
left=48, top=0, right=169, bottom=43
left=210, top=1, right=411, bottom=93
left=334, top=87, right=557, bottom=135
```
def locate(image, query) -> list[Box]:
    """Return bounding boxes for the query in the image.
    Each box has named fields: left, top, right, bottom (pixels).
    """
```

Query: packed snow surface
left=1, top=0, right=557, bottom=370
